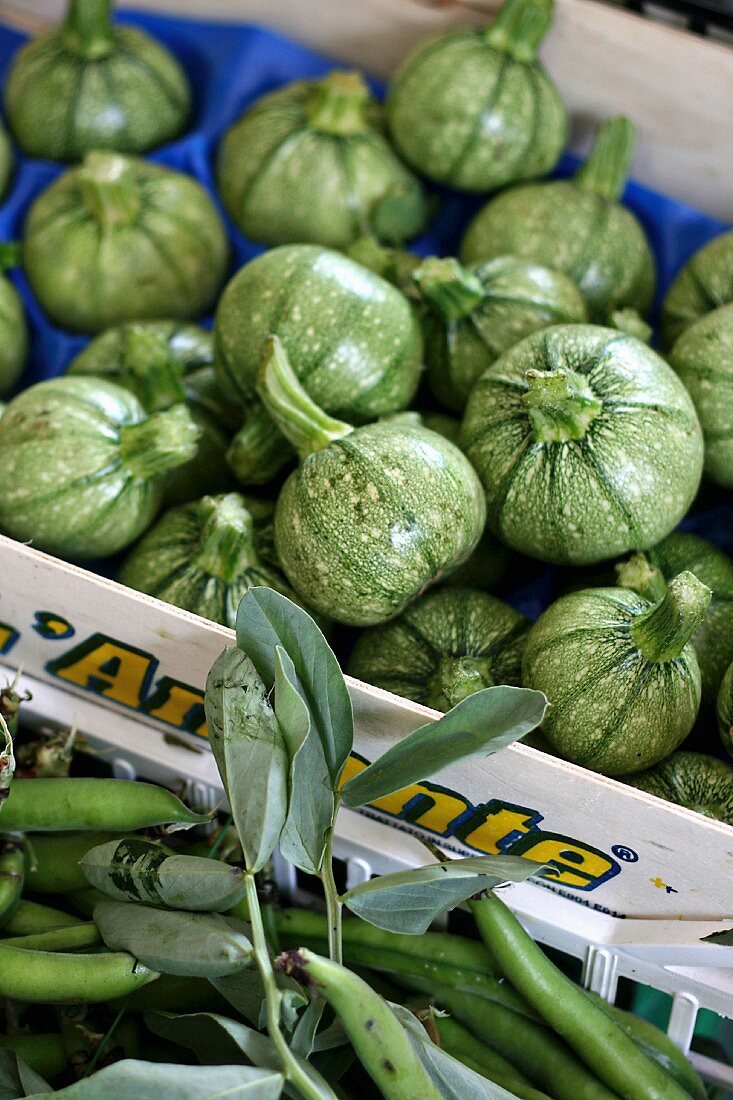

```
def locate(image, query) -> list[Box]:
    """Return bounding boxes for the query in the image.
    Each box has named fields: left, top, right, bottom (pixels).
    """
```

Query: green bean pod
left=434, top=1016, right=551, bottom=1099
left=2, top=898, right=81, bottom=936
left=24, top=831, right=137, bottom=893
left=278, top=948, right=442, bottom=1100
left=425, top=983, right=617, bottom=1100
left=0, top=942, right=159, bottom=1003
left=470, top=893, right=689, bottom=1100
left=0, top=1032, right=67, bottom=1079
left=0, top=836, right=23, bottom=926
left=3, top=921, right=101, bottom=952
left=1, top=778, right=211, bottom=832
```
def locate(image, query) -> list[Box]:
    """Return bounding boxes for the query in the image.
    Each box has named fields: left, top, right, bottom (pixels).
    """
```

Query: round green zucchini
left=68, top=321, right=234, bottom=503
left=617, top=532, right=733, bottom=707
left=0, top=377, right=200, bottom=559
left=460, top=117, right=656, bottom=322
left=716, top=660, right=733, bottom=760
left=348, top=588, right=529, bottom=710
left=0, top=118, right=13, bottom=200
left=0, top=245, right=28, bottom=397
left=217, top=70, right=427, bottom=250
left=413, top=255, right=587, bottom=412
left=459, top=324, right=703, bottom=565
left=4, top=0, right=190, bottom=161
left=118, top=494, right=302, bottom=629
left=625, top=752, right=733, bottom=826
left=260, top=338, right=485, bottom=626
left=214, top=244, right=423, bottom=484
left=662, top=230, right=733, bottom=348
left=386, top=0, right=566, bottom=193
left=668, top=303, right=733, bottom=489
left=24, top=151, right=229, bottom=334
left=522, top=572, right=710, bottom=775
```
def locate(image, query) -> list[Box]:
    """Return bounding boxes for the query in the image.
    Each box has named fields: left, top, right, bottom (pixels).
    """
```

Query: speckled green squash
left=217, top=71, right=427, bottom=250
left=215, top=245, right=423, bottom=484
left=668, top=303, right=733, bottom=490
left=260, top=338, right=485, bottom=626
left=24, top=152, right=229, bottom=334
left=386, top=0, right=566, bottom=193
left=413, top=256, right=587, bottom=412
left=522, top=573, right=710, bottom=775
left=625, top=752, right=733, bottom=825
left=0, top=119, right=13, bottom=200
left=4, top=0, right=190, bottom=161
left=348, top=587, right=528, bottom=710
left=662, top=230, right=733, bottom=348
left=461, top=118, right=656, bottom=322
left=0, top=246, right=28, bottom=396
left=716, top=660, right=733, bottom=760
left=617, top=532, right=733, bottom=707
left=118, top=494, right=301, bottom=629
left=68, top=321, right=235, bottom=503
left=460, top=325, right=703, bottom=565
left=0, top=377, right=200, bottom=559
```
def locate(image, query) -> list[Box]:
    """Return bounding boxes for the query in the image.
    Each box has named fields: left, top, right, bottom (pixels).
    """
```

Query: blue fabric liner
left=0, top=9, right=731, bottom=632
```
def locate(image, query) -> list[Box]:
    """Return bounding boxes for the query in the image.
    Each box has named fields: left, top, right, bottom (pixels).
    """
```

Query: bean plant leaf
left=274, top=647, right=333, bottom=874
left=95, top=900, right=253, bottom=978
left=211, top=972, right=307, bottom=1031
left=701, top=928, right=733, bottom=945
left=81, top=838, right=245, bottom=912
left=390, top=1003, right=521, bottom=1100
left=25, top=1059, right=284, bottom=1099
left=289, top=998, right=325, bottom=1058
left=341, top=855, right=542, bottom=934
left=0, top=1049, right=49, bottom=1099
left=0, top=714, right=14, bottom=810
left=146, top=1013, right=338, bottom=1100
left=236, top=588, right=354, bottom=784
left=341, top=686, right=549, bottom=808
left=205, top=646, right=289, bottom=874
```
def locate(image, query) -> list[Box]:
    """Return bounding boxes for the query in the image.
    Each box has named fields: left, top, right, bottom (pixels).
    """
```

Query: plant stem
left=631, top=570, right=711, bottom=663
left=244, top=873, right=323, bottom=1100
left=82, top=1002, right=127, bottom=1078
left=575, top=116, right=636, bottom=203
left=320, top=827, right=343, bottom=965
left=413, top=257, right=485, bottom=321
left=522, top=368, right=602, bottom=443
left=305, top=72, right=370, bottom=136
left=484, top=0, right=554, bottom=61
left=62, top=0, right=115, bottom=60
left=78, top=153, right=142, bottom=230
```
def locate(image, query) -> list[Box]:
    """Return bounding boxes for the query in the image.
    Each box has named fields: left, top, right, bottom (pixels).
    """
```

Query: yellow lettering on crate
left=0, top=622, right=19, bottom=655
left=142, top=677, right=208, bottom=739
left=339, top=756, right=468, bottom=832
left=509, top=834, right=617, bottom=889
left=457, top=802, right=540, bottom=855
left=47, top=633, right=155, bottom=709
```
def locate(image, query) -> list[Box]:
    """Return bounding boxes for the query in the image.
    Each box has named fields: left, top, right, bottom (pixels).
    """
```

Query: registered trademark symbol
left=611, top=844, right=639, bottom=863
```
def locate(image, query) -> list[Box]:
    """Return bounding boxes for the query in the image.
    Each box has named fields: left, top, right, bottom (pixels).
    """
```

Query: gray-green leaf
left=0, top=1049, right=49, bottom=1099
left=341, top=856, right=541, bottom=934
left=205, top=646, right=289, bottom=874
left=390, top=1003, right=521, bottom=1100
left=145, top=1013, right=338, bottom=1100
left=236, top=588, right=353, bottom=785
left=94, top=900, right=253, bottom=978
left=341, top=686, right=549, bottom=808
left=275, top=646, right=334, bottom=875
left=25, top=1059, right=283, bottom=1099
left=81, top=838, right=245, bottom=912
left=701, top=928, right=733, bottom=945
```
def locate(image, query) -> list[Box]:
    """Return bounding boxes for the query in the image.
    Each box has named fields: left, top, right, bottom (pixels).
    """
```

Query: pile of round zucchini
left=0, top=0, right=730, bottom=818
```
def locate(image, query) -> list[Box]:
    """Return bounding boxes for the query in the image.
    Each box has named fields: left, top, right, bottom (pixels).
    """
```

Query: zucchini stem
left=413, top=257, right=485, bottom=321
left=193, top=495, right=261, bottom=582
left=62, top=0, right=116, bottom=59
left=226, top=404, right=293, bottom=486
left=119, top=405, right=200, bottom=480
left=426, top=656, right=495, bottom=712
left=78, top=153, right=142, bottom=230
left=631, top=570, right=711, bottom=663
left=575, top=117, right=635, bottom=203
left=257, top=336, right=353, bottom=460
left=522, top=368, right=602, bottom=443
left=615, top=553, right=667, bottom=603
left=122, top=329, right=187, bottom=412
left=306, top=72, right=371, bottom=136
left=484, top=0, right=554, bottom=62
